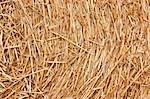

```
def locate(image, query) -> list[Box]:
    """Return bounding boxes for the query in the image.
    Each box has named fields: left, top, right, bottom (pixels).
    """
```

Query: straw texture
left=0, top=0, right=150, bottom=98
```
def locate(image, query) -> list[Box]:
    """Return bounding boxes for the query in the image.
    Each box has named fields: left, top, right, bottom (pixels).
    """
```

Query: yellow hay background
left=0, top=0, right=150, bottom=98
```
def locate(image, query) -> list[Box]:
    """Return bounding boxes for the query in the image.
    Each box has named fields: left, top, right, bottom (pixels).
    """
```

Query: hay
left=0, top=0, right=150, bottom=98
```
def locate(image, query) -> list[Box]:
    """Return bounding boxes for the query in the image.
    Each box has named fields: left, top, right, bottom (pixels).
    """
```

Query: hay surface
left=0, top=0, right=150, bottom=98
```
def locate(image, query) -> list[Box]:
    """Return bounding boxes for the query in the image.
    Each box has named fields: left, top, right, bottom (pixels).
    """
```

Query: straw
left=0, top=0, right=150, bottom=98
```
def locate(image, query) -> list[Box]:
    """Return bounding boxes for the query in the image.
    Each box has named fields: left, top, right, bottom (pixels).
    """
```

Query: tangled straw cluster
left=0, top=0, right=150, bottom=98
